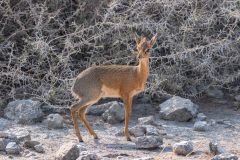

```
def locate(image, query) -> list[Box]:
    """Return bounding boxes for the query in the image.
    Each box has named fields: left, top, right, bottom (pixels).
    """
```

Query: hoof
left=126, top=137, right=132, bottom=141
left=94, top=135, right=98, bottom=139
left=78, top=139, right=84, bottom=143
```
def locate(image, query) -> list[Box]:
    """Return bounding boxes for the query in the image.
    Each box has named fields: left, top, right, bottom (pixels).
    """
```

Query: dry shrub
left=0, top=0, right=239, bottom=105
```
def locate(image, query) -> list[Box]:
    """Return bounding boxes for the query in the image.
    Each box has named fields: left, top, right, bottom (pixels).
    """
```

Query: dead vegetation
left=0, top=0, right=240, bottom=105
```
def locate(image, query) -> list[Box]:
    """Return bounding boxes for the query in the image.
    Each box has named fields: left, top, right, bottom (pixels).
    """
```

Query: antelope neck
left=137, top=57, right=149, bottom=81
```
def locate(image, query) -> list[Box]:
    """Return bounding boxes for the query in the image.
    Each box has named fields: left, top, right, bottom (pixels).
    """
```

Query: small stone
left=45, top=114, right=64, bottom=129
left=6, top=142, right=20, bottom=155
left=209, top=141, right=225, bottom=155
left=234, top=95, right=240, bottom=102
left=205, top=87, right=224, bottom=99
left=193, top=121, right=209, bottom=131
left=14, top=130, right=31, bottom=142
left=102, top=101, right=124, bottom=124
left=55, top=142, right=87, bottom=160
left=233, top=101, right=240, bottom=108
left=77, top=151, right=99, bottom=160
left=144, top=125, right=160, bottom=136
left=173, top=141, right=193, bottom=156
left=23, top=140, right=40, bottom=149
left=196, top=113, right=207, bottom=121
left=34, top=144, right=45, bottom=153
left=211, top=153, right=238, bottom=160
left=129, top=126, right=146, bottom=137
left=135, top=136, right=163, bottom=149
left=138, top=116, right=156, bottom=126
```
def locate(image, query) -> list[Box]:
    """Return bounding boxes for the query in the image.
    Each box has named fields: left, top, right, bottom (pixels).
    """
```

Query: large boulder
left=159, top=96, right=198, bottom=122
left=4, top=100, right=43, bottom=124
left=135, top=136, right=163, bottom=149
left=173, top=141, right=193, bottom=156
left=102, top=101, right=124, bottom=124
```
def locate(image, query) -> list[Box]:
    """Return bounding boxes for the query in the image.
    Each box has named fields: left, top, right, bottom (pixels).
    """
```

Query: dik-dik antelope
left=70, top=34, right=157, bottom=142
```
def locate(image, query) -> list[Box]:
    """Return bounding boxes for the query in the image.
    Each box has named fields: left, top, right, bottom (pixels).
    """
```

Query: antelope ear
left=135, top=34, right=141, bottom=45
left=150, top=34, right=157, bottom=47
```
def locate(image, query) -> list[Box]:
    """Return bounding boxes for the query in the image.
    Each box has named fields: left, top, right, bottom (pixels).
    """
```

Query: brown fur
left=70, top=34, right=157, bottom=142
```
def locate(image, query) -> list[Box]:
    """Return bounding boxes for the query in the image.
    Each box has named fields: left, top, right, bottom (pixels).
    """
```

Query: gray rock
left=196, top=113, right=207, bottom=121
left=0, top=118, right=11, bottom=131
left=159, top=96, right=198, bottom=122
left=129, top=125, right=166, bottom=137
left=129, top=126, right=146, bottom=137
left=233, top=101, right=240, bottom=109
left=55, top=142, right=87, bottom=160
left=23, top=140, right=40, bottom=149
left=4, top=99, right=43, bottom=124
left=209, top=141, right=225, bottom=155
left=86, top=102, right=113, bottom=116
left=45, top=114, right=64, bottom=129
left=34, top=144, right=45, bottom=153
left=193, top=121, right=209, bottom=131
left=138, top=95, right=152, bottom=103
left=102, top=101, right=124, bottom=124
left=235, top=95, right=240, bottom=102
left=173, top=141, right=193, bottom=156
left=138, top=116, right=156, bottom=126
left=41, top=105, right=70, bottom=114
left=211, top=153, right=238, bottom=160
left=206, top=87, right=224, bottom=99
left=0, top=138, right=11, bottom=151
left=6, top=142, right=20, bottom=154
left=12, top=130, right=31, bottom=142
left=143, top=125, right=165, bottom=136
left=135, top=136, right=163, bottom=149
left=77, top=151, right=99, bottom=160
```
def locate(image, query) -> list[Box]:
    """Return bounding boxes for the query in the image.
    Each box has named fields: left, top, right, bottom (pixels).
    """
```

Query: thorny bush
left=0, top=0, right=240, bottom=105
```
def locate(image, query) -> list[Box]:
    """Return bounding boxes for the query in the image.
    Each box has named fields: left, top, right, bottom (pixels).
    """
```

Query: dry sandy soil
left=0, top=96, right=239, bottom=160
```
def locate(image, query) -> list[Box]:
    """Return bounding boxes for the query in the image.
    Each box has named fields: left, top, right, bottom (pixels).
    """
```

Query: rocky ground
left=0, top=91, right=240, bottom=160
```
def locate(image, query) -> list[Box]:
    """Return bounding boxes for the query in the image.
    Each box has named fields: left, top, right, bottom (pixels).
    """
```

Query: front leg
left=123, top=96, right=133, bottom=141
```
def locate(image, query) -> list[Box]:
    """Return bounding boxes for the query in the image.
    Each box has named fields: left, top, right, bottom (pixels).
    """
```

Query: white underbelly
left=101, top=85, right=121, bottom=98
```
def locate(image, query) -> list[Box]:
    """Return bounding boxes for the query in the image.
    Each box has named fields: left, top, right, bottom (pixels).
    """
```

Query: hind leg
left=70, top=99, right=90, bottom=142
left=78, top=106, right=98, bottom=139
